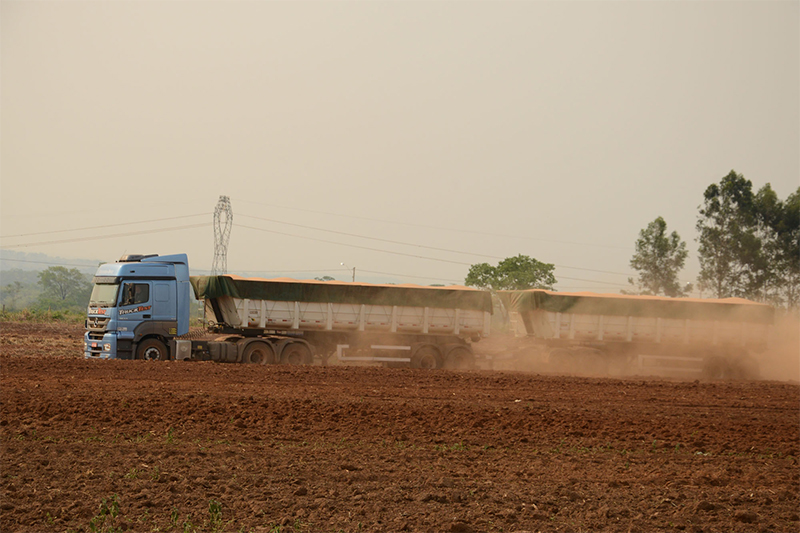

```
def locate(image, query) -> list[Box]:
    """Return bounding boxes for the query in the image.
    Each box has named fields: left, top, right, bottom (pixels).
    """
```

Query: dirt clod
left=733, top=510, right=759, bottom=523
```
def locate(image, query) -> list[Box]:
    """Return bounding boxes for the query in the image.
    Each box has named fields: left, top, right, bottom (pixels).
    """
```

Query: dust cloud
left=758, top=313, right=800, bottom=382
left=472, top=311, right=799, bottom=383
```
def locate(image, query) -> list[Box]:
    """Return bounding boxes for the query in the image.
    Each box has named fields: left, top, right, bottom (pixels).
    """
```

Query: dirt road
left=1, top=321, right=798, bottom=532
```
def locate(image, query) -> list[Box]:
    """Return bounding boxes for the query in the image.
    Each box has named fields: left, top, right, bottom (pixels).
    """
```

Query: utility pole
left=341, top=262, right=356, bottom=282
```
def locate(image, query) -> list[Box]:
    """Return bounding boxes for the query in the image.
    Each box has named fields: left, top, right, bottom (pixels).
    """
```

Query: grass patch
left=434, top=441, right=469, bottom=452
left=0, top=308, right=86, bottom=324
left=88, top=494, right=121, bottom=533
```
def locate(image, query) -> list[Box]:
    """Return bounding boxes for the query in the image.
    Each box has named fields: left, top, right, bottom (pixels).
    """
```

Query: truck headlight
left=84, top=342, right=88, bottom=351
left=103, top=343, right=111, bottom=351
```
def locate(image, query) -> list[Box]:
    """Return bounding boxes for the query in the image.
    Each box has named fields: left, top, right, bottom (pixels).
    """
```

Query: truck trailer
left=84, top=253, right=492, bottom=369
left=496, top=289, right=774, bottom=378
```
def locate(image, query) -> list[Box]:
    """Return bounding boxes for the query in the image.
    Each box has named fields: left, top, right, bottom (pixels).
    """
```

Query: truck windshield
left=89, top=284, right=120, bottom=307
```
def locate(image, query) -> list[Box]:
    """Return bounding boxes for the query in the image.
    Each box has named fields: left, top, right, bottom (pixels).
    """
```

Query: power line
left=235, top=223, right=633, bottom=285
left=0, top=200, right=206, bottom=221
left=0, top=204, right=634, bottom=278
left=0, top=253, right=633, bottom=289
left=1, top=223, right=212, bottom=248
left=227, top=268, right=348, bottom=275
left=556, top=287, right=627, bottom=292
left=234, top=223, right=473, bottom=266
left=0, top=203, right=639, bottom=288
left=223, top=255, right=630, bottom=287
left=215, top=267, right=461, bottom=284
left=238, top=213, right=501, bottom=261
left=552, top=276, right=628, bottom=287
left=0, top=213, right=212, bottom=239
left=236, top=214, right=632, bottom=278
left=233, top=198, right=633, bottom=251
left=0, top=257, right=99, bottom=269
left=333, top=268, right=463, bottom=285
left=355, top=268, right=628, bottom=287
left=0, top=254, right=633, bottom=290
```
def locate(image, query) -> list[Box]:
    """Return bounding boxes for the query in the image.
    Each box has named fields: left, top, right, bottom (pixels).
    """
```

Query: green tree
left=0, top=269, right=41, bottom=310
left=465, top=254, right=556, bottom=291
left=696, top=171, right=766, bottom=299
left=754, top=184, right=800, bottom=306
left=37, top=266, right=91, bottom=307
left=1, top=281, right=23, bottom=310
left=778, top=188, right=800, bottom=307
left=627, top=217, right=689, bottom=297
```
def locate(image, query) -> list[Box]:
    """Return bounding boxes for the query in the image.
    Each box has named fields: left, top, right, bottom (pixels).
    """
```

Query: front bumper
left=84, top=332, right=117, bottom=359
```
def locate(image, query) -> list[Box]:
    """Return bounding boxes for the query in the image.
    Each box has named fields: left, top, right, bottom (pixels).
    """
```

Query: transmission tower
left=211, top=195, right=233, bottom=275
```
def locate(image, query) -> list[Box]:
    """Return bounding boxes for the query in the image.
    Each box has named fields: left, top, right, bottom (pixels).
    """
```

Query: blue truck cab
left=85, top=254, right=191, bottom=360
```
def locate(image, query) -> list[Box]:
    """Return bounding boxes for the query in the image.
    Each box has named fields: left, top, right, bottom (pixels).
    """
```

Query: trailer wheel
left=573, top=348, right=609, bottom=377
left=242, top=342, right=276, bottom=365
left=281, top=342, right=312, bottom=365
left=444, top=346, right=474, bottom=370
left=734, top=355, right=759, bottom=380
left=702, top=353, right=759, bottom=380
left=136, top=338, right=168, bottom=361
left=548, top=348, right=573, bottom=373
left=412, top=345, right=441, bottom=369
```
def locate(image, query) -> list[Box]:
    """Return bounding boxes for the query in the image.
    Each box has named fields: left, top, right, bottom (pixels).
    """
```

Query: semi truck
left=84, top=253, right=492, bottom=369
left=84, top=253, right=775, bottom=378
left=496, top=289, right=775, bottom=378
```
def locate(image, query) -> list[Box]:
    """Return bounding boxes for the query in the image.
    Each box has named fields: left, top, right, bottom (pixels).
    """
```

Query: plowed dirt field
left=1, top=321, right=798, bottom=533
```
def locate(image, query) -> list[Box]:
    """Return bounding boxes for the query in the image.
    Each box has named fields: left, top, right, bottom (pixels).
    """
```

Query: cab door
left=118, top=281, right=153, bottom=327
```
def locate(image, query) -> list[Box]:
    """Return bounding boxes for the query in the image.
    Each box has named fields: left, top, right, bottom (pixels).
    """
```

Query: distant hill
left=0, top=250, right=101, bottom=274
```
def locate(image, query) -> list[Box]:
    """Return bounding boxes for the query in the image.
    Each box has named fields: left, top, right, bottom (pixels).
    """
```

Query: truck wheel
left=281, top=343, right=312, bottom=365
left=136, top=339, right=168, bottom=361
left=444, top=346, right=474, bottom=370
left=732, top=355, right=759, bottom=380
left=242, top=342, right=275, bottom=365
left=412, top=345, right=441, bottom=369
left=702, top=356, right=734, bottom=379
left=573, top=347, right=609, bottom=377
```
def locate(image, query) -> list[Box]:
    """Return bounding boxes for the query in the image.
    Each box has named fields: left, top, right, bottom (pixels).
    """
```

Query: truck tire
left=411, top=345, right=441, bottom=369
left=702, top=356, right=729, bottom=379
left=573, top=347, right=609, bottom=377
left=242, top=341, right=276, bottom=365
left=281, top=342, right=312, bottom=365
left=136, top=338, right=168, bottom=361
left=444, top=346, right=474, bottom=370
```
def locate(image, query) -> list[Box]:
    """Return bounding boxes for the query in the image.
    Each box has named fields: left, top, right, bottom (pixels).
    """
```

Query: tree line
left=465, top=170, right=799, bottom=308
left=1, top=266, right=92, bottom=313
left=1, top=170, right=797, bottom=313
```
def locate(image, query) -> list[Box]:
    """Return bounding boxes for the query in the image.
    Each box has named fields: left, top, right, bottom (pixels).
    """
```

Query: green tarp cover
left=497, top=289, right=773, bottom=324
left=191, top=275, right=493, bottom=314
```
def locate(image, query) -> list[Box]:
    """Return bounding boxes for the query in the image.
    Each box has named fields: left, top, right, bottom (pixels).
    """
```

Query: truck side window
left=121, top=283, right=150, bottom=306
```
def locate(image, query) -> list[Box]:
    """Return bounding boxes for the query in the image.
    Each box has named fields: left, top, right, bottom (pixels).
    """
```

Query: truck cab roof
left=93, top=254, right=190, bottom=282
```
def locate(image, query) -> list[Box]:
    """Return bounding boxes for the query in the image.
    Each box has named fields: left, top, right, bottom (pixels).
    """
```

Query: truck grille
left=87, top=316, right=110, bottom=333
left=87, top=332, right=105, bottom=342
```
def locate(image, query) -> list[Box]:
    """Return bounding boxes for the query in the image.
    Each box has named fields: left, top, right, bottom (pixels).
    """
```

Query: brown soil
left=1, top=321, right=798, bottom=533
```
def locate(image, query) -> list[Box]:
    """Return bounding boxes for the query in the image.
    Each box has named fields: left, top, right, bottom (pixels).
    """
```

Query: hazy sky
left=1, top=0, right=798, bottom=292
